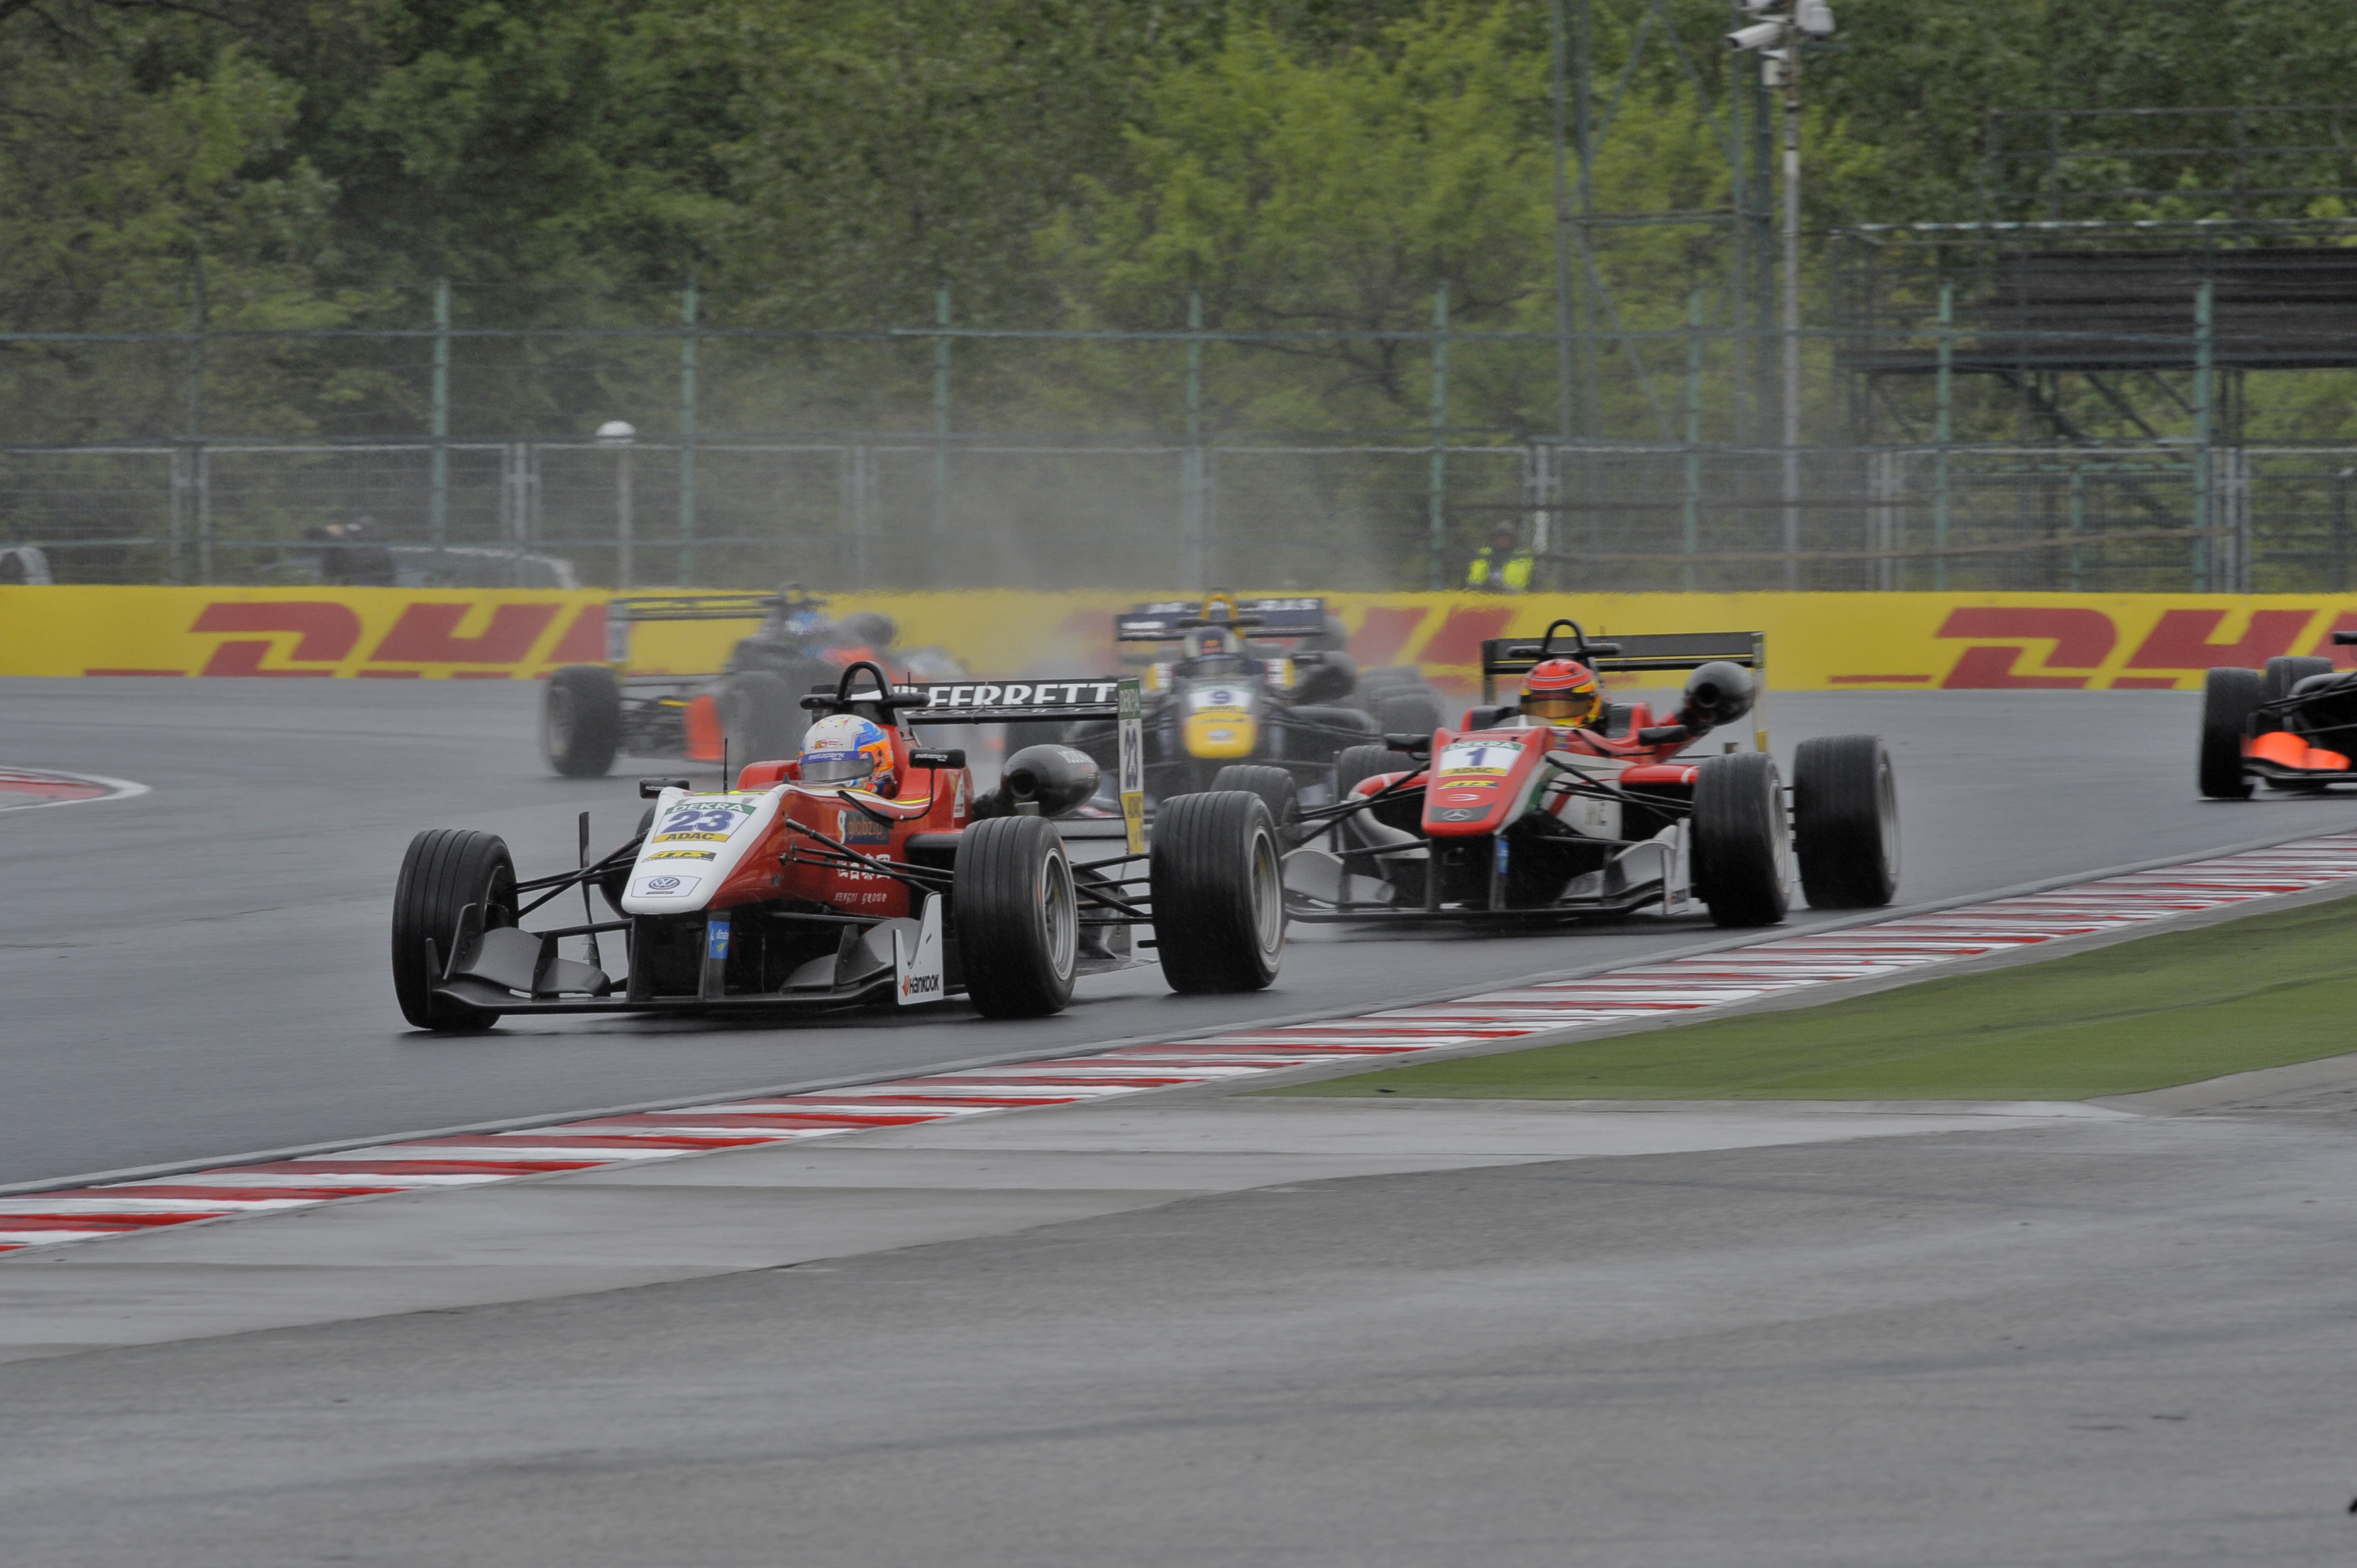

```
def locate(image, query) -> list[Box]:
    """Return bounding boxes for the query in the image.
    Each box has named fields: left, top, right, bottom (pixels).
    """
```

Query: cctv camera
left=1796, top=0, right=1834, bottom=35
left=1726, top=18, right=1785, bottom=51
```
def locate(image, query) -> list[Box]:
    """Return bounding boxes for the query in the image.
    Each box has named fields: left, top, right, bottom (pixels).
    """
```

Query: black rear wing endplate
left=891, top=677, right=1148, bottom=854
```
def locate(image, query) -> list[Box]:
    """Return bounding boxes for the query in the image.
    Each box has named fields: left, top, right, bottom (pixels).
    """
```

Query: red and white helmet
left=800, top=713, right=897, bottom=794
left=1521, top=658, right=1600, bottom=726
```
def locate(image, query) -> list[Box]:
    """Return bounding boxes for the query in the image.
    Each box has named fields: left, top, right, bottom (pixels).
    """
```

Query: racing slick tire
left=1792, top=735, right=1900, bottom=909
left=392, top=828, right=518, bottom=1031
left=1210, top=763, right=1303, bottom=846
left=1284, top=704, right=1376, bottom=764
left=953, top=815, right=1079, bottom=1019
left=1377, top=689, right=1444, bottom=744
left=543, top=665, right=621, bottom=778
left=721, top=669, right=809, bottom=772
left=1151, top=791, right=1286, bottom=993
left=1356, top=666, right=1424, bottom=702
left=2199, top=666, right=2261, bottom=800
left=2263, top=656, right=2334, bottom=705
left=1691, top=751, right=1790, bottom=928
left=1334, top=743, right=1420, bottom=800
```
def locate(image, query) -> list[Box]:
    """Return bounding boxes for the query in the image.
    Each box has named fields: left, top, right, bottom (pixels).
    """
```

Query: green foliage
left=1270, top=890, right=2357, bottom=1103
left=5, top=0, right=2357, bottom=447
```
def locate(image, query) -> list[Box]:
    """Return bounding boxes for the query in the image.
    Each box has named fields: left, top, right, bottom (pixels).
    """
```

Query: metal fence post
left=679, top=276, right=698, bottom=586
left=931, top=285, right=951, bottom=583
left=430, top=278, right=450, bottom=584
left=2336, top=467, right=2354, bottom=594
left=1182, top=289, right=1207, bottom=587
left=2067, top=465, right=2086, bottom=592
left=195, top=443, right=213, bottom=584
left=1427, top=282, right=1451, bottom=590
left=1682, top=288, right=1703, bottom=592
left=2193, top=275, right=2214, bottom=592
left=1934, top=277, right=1954, bottom=590
left=182, top=260, right=205, bottom=584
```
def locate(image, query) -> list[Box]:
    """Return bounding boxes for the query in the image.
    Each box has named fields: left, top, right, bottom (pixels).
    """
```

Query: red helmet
left=1521, top=658, right=1600, bottom=725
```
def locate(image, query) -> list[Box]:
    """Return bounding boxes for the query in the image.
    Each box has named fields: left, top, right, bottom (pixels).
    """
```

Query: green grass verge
left=1269, top=890, right=2357, bottom=1102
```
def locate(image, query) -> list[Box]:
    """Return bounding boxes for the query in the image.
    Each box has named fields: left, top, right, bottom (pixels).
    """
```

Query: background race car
left=2197, top=633, right=2357, bottom=799
left=399, top=664, right=1286, bottom=1028
left=1283, top=620, right=1900, bottom=929
left=540, top=586, right=966, bottom=778
left=1047, top=593, right=1446, bottom=830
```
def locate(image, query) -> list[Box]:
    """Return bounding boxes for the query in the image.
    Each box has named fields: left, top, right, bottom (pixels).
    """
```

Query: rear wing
left=1481, top=629, right=1768, bottom=753
left=605, top=590, right=825, bottom=662
left=892, top=677, right=1146, bottom=852
left=1117, top=597, right=1327, bottom=642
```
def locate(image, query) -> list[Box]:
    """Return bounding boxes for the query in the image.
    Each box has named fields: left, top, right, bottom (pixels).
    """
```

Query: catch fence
left=6, top=435, right=2355, bottom=595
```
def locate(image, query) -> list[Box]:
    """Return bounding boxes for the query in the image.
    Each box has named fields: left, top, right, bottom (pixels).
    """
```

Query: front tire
left=392, top=829, right=517, bottom=1030
left=1691, top=751, right=1789, bottom=928
left=1334, top=743, right=1420, bottom=800
left=543, top=666, right=621, bottom=777
left=1152, top=791, right=1285, bottom=993
left=1793, top=735, right=1899, bottom=909
left=953, top=815, right=1079, bottom=1019
left=2199, top=666, right=2260, bottom=800
left=1209, top=763, right=1302, bottom=846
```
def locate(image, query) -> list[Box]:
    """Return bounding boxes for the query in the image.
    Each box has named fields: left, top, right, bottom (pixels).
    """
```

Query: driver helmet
left=800, top=713, right=897, bottom=794
left=1521, top=659, right=1601, bottom=727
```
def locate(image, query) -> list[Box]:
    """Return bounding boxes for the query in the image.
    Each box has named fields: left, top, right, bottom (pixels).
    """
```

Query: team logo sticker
left=630, top=873, right=700, bottom=898
left=647, top=848, right=716, bottom=861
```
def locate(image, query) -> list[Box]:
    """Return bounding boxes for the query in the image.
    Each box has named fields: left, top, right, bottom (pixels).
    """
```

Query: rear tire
left=1152, top=791, right=1285, bottom=993
left=543, top=666, right=621, bottom=777
left=2263, top=655, right=2334, bottom=705
left=1209, top=763, right=1302, bottom=846
left=1691, top=751, right=1788, bottom=927
left=1334, top=743, right=1419, bottom=800
left=1793, top=735, right=1899, bottom=909
left=953, top=815, right=1078, bottom=1018
left=2199, top=666, right=2260, bottom=800
left=720, top=669, right=809, bottom=775
left=1356, top=666, right=1424, bottom=703
left=1377, top=689, right=1444, bottom=744
left=392, top=829, right=517, bottom=1030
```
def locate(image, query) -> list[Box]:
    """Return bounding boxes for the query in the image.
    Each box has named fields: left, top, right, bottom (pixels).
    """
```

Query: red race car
left=2198, top=634, right=2357, bottom=797
left=1283, top=621, right=1899, bottom=928
left=396, top=663, right=1287, bottom=1028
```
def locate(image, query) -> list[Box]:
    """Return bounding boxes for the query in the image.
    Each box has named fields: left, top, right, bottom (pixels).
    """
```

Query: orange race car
left=2198, top=633, right=2357, bottom=798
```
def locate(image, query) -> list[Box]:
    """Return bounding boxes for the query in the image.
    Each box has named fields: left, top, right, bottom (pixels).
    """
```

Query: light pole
left=1728, top=0, right=1834, bottom=589
left=597, top=419, right=636, bottom=590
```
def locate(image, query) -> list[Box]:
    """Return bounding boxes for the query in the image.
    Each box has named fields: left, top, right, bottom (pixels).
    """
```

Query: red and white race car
left=396, top=664, right=1286, bottom=1028
left=1283, top=621, right=1899, bottom=928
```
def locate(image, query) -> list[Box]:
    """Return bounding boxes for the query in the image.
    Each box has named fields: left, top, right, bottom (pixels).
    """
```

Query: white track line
left=6, top=830, right=2357, bottom=1252
left=0, top=767, right=150, bottom=814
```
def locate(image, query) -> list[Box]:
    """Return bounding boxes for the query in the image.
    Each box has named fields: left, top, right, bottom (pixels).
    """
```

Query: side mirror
left=638, top=777, right=691, bottom=799
left=910, top=748, right=966, bottom=769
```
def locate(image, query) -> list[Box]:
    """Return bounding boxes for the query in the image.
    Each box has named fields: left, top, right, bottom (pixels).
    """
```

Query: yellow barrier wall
left=7, top=586, right=2357, bottom=691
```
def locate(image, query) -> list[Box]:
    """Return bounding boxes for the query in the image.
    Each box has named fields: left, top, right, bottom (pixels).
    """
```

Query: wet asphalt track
left=7, top=675, right=2356, bottom=1186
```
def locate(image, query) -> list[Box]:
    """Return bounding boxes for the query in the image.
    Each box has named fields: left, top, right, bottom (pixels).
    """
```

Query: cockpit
left=1179, top=626, right=1254, bottom=677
